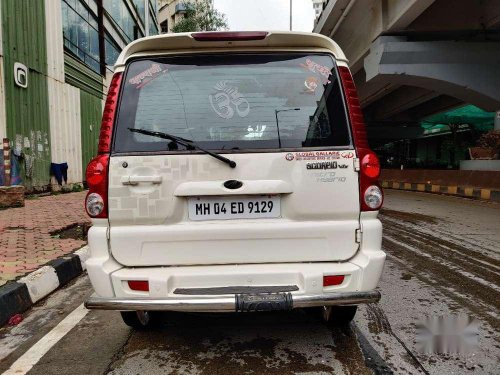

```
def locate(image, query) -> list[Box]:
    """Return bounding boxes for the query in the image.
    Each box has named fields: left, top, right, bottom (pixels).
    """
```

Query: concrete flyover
left=314, top=0, right=500, bottom=145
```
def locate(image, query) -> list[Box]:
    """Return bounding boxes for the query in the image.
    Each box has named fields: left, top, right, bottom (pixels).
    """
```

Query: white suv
left=84, top=31, right=385, bottom=329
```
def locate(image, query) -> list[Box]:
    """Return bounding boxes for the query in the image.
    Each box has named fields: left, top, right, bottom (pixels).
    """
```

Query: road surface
left=1, top=190, right=499, bottom=374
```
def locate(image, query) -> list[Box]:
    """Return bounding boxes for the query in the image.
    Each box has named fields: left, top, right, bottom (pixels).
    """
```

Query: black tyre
left=312, top=305, right=358, bottom=326
left=120, top=311, right=157, bottom=329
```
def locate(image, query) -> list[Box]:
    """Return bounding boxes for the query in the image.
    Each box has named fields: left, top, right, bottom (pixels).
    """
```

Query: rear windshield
left=113, top=53, right=351, bottom=153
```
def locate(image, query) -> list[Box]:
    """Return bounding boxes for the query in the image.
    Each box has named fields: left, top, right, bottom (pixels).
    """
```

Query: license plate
left=188, top=196, right=281, bottom=221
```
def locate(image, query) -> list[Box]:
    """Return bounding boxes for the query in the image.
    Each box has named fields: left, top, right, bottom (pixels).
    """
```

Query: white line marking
left=2, top=304, right=89, bottom=375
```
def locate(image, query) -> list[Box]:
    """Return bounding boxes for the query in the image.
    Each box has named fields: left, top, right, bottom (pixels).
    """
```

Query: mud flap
left=235, top=292, right=293, bottom=312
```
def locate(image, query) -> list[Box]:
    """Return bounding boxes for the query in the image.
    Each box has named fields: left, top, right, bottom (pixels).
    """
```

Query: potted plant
left=469, top=130, right=500, bottom=160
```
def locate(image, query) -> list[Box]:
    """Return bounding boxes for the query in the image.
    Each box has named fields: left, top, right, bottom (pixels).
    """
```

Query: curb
left=381, top=181, right=500, bottom=202
left=0, top=246, right=89, bottom=327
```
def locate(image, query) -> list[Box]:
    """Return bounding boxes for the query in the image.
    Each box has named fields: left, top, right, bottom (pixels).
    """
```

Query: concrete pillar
left=364, top=37, right=500, bottom=111
left=495, top=111, right=500, bottom=130
left=145, top=0, right=150, bottom=36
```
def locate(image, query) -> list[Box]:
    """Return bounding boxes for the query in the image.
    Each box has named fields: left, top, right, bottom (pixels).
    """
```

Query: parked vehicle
left=84, top=31, right=385, bottom=329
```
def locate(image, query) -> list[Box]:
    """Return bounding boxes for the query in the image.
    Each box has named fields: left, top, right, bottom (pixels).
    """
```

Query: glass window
left=104, top=0, right=137, bottom=43
left=105, top=35, right=121, bottom=66
left=62, top=0, right=101, bottom=73
left=149, top=12, right=158, bottom=35
left=114, top=53, right=351, bottom=153
left=132, top=0, right=145, bottom=23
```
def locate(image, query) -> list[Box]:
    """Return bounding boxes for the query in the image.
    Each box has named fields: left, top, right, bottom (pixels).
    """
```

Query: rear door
left=108, top=52, right=360, bottom=266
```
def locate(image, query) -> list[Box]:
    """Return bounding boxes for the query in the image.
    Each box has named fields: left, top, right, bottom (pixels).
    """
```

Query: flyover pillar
left=495, top=111, right=500, bottom=130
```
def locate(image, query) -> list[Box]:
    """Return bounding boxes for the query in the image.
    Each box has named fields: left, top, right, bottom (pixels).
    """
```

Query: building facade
left=0, top=0, right=159, bottom=191
left=158, top=0, right=213, bottom=33
left=312, top=0, right=325, bottom=20
left=158, top=0, right=183, bottom=33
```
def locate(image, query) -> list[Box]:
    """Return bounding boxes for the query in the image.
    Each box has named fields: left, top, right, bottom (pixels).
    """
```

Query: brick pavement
left=0, top=191, right=90, bottom=286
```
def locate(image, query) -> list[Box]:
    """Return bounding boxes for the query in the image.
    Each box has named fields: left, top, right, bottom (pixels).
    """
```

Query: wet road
left=1, top=190, right=499, bottom=374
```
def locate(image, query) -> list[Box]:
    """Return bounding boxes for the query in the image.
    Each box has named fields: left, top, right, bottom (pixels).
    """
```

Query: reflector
left=323, top=275, right=345, bottom=287
left=128, top=280, right=149, bottom=292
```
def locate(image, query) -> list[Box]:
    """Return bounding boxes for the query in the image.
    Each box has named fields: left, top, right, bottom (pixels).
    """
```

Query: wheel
left=120, top=311, right=157, bottom=329
left=312, top=305, right=358, bottom=326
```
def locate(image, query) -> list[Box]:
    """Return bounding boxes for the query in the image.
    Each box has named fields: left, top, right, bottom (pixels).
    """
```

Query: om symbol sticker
left=209, top=81, right=250, bottom=119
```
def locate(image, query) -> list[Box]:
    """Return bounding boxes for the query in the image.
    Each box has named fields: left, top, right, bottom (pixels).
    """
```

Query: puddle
left=380, top=209, right=438, bottom=225
left=50, top=223, right=90, bottom=241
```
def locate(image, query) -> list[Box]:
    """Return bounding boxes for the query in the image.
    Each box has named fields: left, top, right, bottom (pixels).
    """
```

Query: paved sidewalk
left=0, top=191, right=90, bottom=286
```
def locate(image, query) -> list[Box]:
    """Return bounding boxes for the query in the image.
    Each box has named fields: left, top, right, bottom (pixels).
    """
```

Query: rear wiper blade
left=128, top=128, right=236, bottom=168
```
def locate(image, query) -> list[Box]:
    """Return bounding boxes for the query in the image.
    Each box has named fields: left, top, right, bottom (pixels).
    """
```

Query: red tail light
left=85, top=72, right=122, bottom=218
left=323, top=275, right=345, bottom=287
left=85, top=154, right=109, bottom=218
left=128, top=280, right=149, bottom=292
left=192, top=31, right=268, bottom=41
left=338, top=66, right=369, bottom=149
left=337, top=66, right=383, bottom=211
left=361, top=153, right=380, bottom=179
left=98, top=73, right=122, bottom=154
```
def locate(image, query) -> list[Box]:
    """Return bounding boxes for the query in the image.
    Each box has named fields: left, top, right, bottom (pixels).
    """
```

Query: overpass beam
left=364, top=37, right=500, bottom=111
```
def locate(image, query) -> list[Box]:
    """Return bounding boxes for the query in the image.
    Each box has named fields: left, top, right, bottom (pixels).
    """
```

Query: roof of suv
left=114, top=31, right=347, bottom=68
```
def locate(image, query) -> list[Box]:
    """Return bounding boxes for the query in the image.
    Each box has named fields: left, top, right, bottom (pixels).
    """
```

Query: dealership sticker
left=285, top=151, right=355, bottom=161
left=288, top=151, right=341, bottom=161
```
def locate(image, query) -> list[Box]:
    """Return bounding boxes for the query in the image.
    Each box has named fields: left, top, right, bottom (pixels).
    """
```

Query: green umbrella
left=421, top=105, right=494, bottom=133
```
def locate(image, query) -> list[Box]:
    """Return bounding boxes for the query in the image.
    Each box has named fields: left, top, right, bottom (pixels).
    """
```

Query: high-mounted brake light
left=98, top=72, right=122, bottom=154
left=337, top=66, right=383, bottom=211
left=192, top=31, right=268, bottom=42
left=85, top=72, right=122, bottom=218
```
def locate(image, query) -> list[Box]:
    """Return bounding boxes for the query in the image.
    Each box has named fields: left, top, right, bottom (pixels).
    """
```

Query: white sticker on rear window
left=300, top=59, right=331, bottom=83
left=209, top=80, right=250, bottom=119
left=128, top=63, right=166, bottom=89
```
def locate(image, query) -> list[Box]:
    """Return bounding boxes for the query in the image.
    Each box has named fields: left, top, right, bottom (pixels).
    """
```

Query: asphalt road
left=1, top=190, right=499, bottom=375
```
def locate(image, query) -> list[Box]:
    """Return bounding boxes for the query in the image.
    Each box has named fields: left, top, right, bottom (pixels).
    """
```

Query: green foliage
left=171, top=1, right=228, bottom=33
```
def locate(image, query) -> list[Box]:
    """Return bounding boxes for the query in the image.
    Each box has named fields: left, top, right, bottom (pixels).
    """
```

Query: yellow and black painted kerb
left=381, top=181, right=500, bottom=202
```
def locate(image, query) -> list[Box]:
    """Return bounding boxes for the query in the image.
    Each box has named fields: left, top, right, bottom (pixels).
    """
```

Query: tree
left=171, top=1, right=228, bottom=33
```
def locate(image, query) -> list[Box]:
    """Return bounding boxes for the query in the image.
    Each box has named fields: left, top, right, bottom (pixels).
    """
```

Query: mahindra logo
left=341, top=151, right=354, bottom=158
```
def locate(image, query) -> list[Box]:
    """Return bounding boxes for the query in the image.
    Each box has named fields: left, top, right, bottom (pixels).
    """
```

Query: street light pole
left=290, top=0, right=292, bottom=31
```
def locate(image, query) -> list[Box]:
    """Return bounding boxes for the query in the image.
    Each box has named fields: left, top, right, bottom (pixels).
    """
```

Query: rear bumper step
left=84, top=291, right=381, bottom=312
left=173, top=285, right=299, bottom=295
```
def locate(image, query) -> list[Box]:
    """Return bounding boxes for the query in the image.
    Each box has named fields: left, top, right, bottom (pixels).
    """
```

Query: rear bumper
left=84, top=290, right=381, bottom=312
left=85, top=214, right=385, bottom=306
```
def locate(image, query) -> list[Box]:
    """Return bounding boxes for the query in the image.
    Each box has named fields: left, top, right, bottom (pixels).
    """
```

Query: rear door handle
left=121, top=175, right=162, bottom=185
